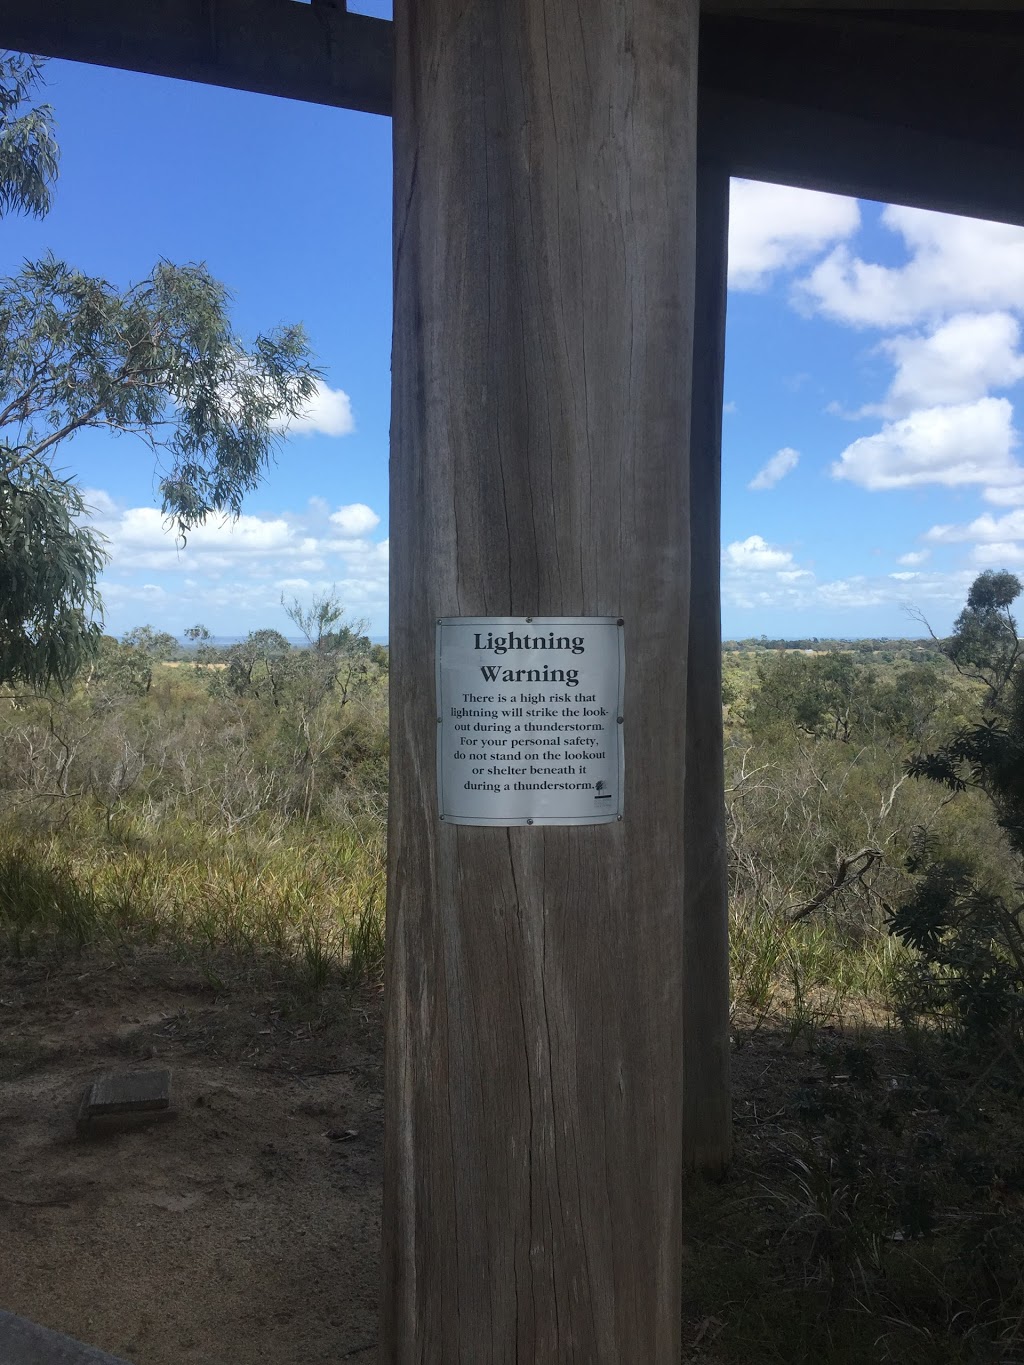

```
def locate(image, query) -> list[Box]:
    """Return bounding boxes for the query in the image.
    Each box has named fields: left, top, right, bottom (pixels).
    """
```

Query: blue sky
left=6, top=41, right=1024, bottom=641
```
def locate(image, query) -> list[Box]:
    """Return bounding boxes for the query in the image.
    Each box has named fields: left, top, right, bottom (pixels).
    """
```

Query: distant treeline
left=724, top=636, right=945, bottom=662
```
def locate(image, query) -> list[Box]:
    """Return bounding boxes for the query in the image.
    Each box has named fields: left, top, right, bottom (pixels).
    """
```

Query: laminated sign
left=436, top=616, right=625, bottom=826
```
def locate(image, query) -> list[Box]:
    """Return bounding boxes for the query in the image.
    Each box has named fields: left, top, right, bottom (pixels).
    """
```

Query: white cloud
left=101, top=582, right=173, bottom=606
left=922, top=509, right=1024, bottom=571
left=798, top=206, right=1024, bottom=329
left=898, top=550, right=930, bottom=566
left=971, top=541, right=1024, bottom=565
left=728, top=180, right=860, bottom=291
left=748, top=446, right=800, bottom=491
left=86, top=494, right=388, bottom=633
left=926, top=507, right=1024, bottom=545
left=720, top=526, right=975, bottom=618
left=329, top=502, right=380, bottom=536
left=81, top=487, right=120, bottom=518
left=831, top=397, right=1022, bottom=491
left=722, top=565, right=974, bottom=617
left=983, top=484, right=1024, bottom=506
left=874, top=313, right=1024, bottom=414
left=723, top=534, right=797, bottom=572
left=275, top=381, right=355, bottom=437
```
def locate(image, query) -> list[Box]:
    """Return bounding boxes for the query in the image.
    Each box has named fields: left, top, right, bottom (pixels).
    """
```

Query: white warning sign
left=436, top=616, right=624, bottom=826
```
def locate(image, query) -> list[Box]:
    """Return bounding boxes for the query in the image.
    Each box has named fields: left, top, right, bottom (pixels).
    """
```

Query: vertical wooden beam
left=384, top=0, right=699, bottom=1358
left=683, top=159, right=732, bottom=1175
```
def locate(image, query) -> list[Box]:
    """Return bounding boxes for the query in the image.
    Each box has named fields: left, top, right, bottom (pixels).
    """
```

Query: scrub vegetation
left=0, top=594, right=389, bottom=993
left=3, top=575, right=1024, bottom=1362
left=693, top=570, right=1024, bottom=1363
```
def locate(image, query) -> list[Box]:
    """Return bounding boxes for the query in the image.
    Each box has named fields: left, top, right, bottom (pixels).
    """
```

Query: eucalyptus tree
left=891, top=571, right=1024, bottom=1057
left=0, top=55, right=321, bottom=688
left=0, top=52, right=58, bottom=220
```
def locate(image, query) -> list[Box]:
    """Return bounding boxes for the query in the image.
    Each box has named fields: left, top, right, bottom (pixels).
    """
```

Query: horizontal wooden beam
left=0, top=0, right=392, bottom=116
left=3, top=2, right=1024, bottom=228
left=701, top=12, right=1024, bottom=153
left=699, top=89, right=1024, bottom=228
left=699, top=11, right=1024, bottom=228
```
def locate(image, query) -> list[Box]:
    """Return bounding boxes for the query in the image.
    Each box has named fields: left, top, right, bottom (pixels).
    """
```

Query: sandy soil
left=0, top=950, right=383, bottom=1365
left=1, top=947, right=920, bottom=1365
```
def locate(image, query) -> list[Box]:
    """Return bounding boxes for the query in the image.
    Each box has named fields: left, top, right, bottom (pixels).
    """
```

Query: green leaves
left=892, top=572, right=1024, bottom=1056
left=0, top=53, right=58, bottom=220
left=945, top=568, right=1023, bottom=706
left=0, top=465, right=105, bottom=688
left=0, top=56, right=321, bottom=691
left=0, top=257, right=321, bottom=688
left=0, top=258, right=321, bottom=533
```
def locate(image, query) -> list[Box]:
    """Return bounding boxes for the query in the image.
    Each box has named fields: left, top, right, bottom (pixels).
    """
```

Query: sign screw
left=617, top=716, right=624, bottom=724
left=526, top=818, right=534, bottom=825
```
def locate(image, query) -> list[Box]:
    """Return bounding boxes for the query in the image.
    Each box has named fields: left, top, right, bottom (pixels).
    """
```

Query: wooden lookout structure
left=5, top=2, right=1024, bottom=1359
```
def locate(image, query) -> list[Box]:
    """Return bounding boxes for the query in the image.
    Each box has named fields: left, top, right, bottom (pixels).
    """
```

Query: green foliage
left=0, top=613, right=389, bottom=980
left=890, top=572, right=1024, bottom=1062
left=684, top=1028, right=1024, bottom=1363
left=0, top=55, right=322, bottom=689
left=888, top=834, right=1024, bottom=1044
left=0, top=53, right=58, bottom=220
left=1, top=256, right=320, bottom=527
left=0, top=466, right=105, bottom=687
left=744, top=650, right=859, bottom=741
left=744, top=649, right=954, bottom=750
left=944, top=568, right=1022, bottom=705
left=122, top=625, right=179, bottom=660
left=218, top=628, right=294, bottom=703
left=0, top=257, right=319, bottom=687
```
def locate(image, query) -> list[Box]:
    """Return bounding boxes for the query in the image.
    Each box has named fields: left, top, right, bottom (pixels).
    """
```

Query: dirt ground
left=5, top=949, right=1004, bottom=1365
left=0, top=946, right=832, bottom=1365
left=0, top=950, right=383, bottom=1365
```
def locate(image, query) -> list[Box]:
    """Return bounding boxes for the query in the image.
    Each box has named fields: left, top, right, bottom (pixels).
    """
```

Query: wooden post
left=682, top=158, right=732, bottom=1175
left=384, top=1, right=699, bottom=1358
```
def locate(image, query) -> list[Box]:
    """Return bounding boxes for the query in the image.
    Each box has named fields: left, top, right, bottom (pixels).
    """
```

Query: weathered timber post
left=384, top=1, right=699, bottom=1358
left=682, top=158, right=732, bottom=1175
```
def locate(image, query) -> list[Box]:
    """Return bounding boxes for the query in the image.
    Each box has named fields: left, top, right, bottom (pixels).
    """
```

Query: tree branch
left=788, top=847, right=883, bottom=923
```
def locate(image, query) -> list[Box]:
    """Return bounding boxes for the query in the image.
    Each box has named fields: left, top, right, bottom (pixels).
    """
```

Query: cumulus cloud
left=720, top=525, right=974, bottom=618
left=723, top=534, right=798, bottom=572
left=94, top=507, right=307, bottom=573
left=81, top=487, right=121, bottom=518
left=275, top=380, right=355, bottom=437
left=922, top=508, right=1024, bottom=570
left=722, top=565, right=974, bottom=617
left=748, top=447, right=800, bottom=491
left=983, top=484, right=1024, bottom=506
left=873, top=313, right=1024, bottom=415
left=898, top=550, right=930, bottom=566
left=329, top=502, right=380, bottom=536
left=971, top=542, right=1024, bottom=565
left=926, top=507, right=1024, bottom=545
left=86, top=494, right=388, bottom=633
left=831, top=397, right=1022, bottom=491
left=797, top=206, right=1024, bottom=329
left=728, top=180, right=860, bottom=291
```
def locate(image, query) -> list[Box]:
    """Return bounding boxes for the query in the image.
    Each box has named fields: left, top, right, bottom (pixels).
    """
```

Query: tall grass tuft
left=0, top=816, right=386, bottom=988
